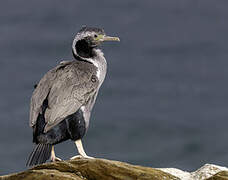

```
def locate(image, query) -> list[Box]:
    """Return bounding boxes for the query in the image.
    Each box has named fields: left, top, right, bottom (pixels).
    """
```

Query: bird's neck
left=90, top=49, right=107, bottom=86
left=73, top=39, right=107, bottom=84
left=74, top=47, right=107, bottom=85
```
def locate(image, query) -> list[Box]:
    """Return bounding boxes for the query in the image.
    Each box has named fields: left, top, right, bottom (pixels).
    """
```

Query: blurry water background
left=1, top=0, right=228, bottom=175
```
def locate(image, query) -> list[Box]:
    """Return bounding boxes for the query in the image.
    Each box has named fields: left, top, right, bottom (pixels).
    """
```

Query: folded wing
left=30, top=61, right=99, bottom=133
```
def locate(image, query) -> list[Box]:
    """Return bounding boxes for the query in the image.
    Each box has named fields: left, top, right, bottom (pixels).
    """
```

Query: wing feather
left=29, top=60, right=99, bottom=133
left=29, top=65, right=58, bottom=127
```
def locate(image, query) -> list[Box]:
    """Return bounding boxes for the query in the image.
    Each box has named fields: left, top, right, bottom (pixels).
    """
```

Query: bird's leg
left=70, top=139, right=94, bottom=159
left=51, top=146, right=62, bottom=162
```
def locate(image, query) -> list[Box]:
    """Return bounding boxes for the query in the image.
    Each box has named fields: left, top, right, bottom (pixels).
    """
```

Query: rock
left=0, top=158, right=179, bottom=180
left=0, top=158, right=228, bottom=180
left=206, top=171, right=228, bottom=180
left=159, top=164, right=228, bottom=180
left=192, top=164, right=228, bottom=180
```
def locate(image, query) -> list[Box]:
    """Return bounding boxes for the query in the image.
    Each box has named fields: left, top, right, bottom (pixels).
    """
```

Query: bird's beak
left=101, top=35, right=120, bottom=42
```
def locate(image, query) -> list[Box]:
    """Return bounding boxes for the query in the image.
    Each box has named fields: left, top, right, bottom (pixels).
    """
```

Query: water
left=1, top=0, right=228, bottom=175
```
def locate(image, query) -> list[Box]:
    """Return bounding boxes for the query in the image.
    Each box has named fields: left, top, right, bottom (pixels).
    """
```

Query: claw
left=70, top=155, right=94, bottom=160
left=51, top=156, right=62, bottom=162
left=70, top=155, right=82, bottom=160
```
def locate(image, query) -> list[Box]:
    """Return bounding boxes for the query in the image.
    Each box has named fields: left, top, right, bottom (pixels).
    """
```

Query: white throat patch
left=86, top=49, right=104, bottom=79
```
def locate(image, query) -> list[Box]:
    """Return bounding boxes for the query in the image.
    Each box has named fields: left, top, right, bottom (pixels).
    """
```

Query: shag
left=26, top=26, right=120, bottom=166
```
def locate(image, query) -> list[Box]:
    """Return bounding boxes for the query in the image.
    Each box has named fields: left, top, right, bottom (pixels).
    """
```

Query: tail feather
left=26, top=144, right=52, bottom=166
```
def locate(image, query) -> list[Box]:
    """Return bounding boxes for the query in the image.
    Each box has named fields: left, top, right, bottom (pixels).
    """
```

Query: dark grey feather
left=26, top=144, right=52, bottom=166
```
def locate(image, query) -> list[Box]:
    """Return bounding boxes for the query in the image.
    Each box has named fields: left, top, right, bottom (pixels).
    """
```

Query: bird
left=26, top=26, right=120, bottom=166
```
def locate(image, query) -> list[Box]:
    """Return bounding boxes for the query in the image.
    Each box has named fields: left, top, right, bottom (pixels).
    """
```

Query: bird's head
left=72, top=26, right=120, bottom=60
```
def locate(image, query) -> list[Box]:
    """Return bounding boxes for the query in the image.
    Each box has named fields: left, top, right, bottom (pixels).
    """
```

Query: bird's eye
left=94, top=34, right=98, bottom=38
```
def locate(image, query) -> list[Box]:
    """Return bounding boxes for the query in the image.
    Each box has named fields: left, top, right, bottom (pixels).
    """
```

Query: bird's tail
left=26, top=143, right=52, bottom=166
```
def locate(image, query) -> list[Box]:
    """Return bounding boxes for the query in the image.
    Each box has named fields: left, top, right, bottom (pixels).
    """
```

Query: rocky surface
left=159, top=164, right=228, bottom=180
left=0, top=158, right=228, bottom=180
